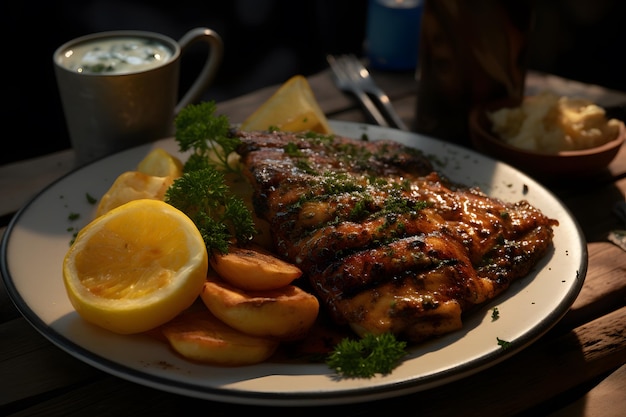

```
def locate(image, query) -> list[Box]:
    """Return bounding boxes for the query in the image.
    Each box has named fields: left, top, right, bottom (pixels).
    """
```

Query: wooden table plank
left=552, top=241, right=626, bottom=333
left=548, top=363, right=626, bottom=417
left=0, top=318, right=103, bottom=406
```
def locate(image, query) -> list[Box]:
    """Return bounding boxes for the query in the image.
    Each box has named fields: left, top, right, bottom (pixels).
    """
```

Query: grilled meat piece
left=236, top=130, right=559, bottom=343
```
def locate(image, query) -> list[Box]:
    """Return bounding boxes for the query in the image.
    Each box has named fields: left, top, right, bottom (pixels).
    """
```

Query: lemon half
left=63, top=199, right=208, bottom=334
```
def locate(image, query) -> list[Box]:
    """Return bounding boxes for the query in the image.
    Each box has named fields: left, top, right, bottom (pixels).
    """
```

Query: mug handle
left=175, top=27, right=224, bottom=114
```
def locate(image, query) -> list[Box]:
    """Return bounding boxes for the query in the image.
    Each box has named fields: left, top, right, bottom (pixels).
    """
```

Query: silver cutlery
left=327, top=54, right=408, bottom=130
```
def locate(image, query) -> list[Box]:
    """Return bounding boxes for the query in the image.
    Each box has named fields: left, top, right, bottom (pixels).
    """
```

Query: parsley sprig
left=165, top=168, right=256, bottom=254
left=174, top=101, right=241, bottom=173
left=326, top=333, right=407, bottom=378
left=165, top=101, right=256, bottom=254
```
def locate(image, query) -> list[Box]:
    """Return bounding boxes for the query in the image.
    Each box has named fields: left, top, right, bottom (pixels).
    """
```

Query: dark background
left=4, top=0, right=625, bottom=165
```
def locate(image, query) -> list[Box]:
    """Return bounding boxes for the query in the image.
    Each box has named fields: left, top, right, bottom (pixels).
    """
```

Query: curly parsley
left=326, top=333, right=407, bottom=378
left=174, top=101, right=241, bottom=173
left=166, top=101, right=256, bottom=254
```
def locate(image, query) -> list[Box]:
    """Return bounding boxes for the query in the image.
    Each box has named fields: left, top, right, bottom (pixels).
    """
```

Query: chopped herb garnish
left=86, top=193, right=97, bottom=204
left=326, top=333, right=407, bottom=378
left=491, top=307, right=500, bottom=321
left=68, top=212, right=80, bottom=221
left=349, top=196, right=373, bottom=221
left=295, top=159, right=318, bottom=175
left=497, top=337, right=511, bottom=349
left=70, top=231, right=78, bottom=246
left=283, top=142, right=303, bottom=157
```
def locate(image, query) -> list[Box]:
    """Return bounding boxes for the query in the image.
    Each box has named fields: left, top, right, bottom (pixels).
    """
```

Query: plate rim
left=0, top=121, right=588, bottom=406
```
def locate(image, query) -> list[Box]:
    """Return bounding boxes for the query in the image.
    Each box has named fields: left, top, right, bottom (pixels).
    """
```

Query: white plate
left=1, top=121, right=587, bottom=406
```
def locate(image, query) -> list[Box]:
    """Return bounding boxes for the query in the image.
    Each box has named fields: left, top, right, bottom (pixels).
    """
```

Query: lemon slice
left=240, top=75, right=332, bottom=134
left=137, top=148, right=184, bottom=178
left=95, top=171, right=175, bottom=217
left=63, top=199, right=209, bottom=334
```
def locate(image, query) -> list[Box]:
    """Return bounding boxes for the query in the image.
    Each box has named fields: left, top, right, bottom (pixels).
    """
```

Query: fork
left=327, top=54, right=409, bottom=131
left=327, top=54, right=389, bottom=127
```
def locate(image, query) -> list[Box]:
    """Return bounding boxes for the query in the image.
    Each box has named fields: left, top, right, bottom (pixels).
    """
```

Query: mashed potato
left=488, top=92, right=621, bottom=153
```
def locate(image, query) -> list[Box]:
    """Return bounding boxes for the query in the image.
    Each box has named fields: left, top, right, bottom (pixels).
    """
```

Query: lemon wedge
left=240, top=75, right=332, bottom=134
left=63, top=199, right=208, bottom=334
left=96, top=149, right=183, bottom=217
left=95, top=171, right=175, bottom=217
left=137, top=148, right=184, bottom=178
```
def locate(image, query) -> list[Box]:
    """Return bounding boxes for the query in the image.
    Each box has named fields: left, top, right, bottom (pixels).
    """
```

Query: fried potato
left=210, top=245, right=302, bottom=291
left=161, top=309, right=279, bottom=366
left=200, top=277, right=319, bottom=341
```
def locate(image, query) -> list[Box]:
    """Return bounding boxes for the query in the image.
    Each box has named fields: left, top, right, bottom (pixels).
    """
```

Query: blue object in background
left=366, top=0, right=423, bottom=71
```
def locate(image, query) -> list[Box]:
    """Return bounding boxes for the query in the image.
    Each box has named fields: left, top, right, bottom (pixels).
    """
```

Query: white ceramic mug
left=53, top=28, right=223, bottom=166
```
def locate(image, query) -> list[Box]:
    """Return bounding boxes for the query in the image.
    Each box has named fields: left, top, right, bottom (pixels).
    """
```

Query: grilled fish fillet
left=236, top=130, right=559, bottom=343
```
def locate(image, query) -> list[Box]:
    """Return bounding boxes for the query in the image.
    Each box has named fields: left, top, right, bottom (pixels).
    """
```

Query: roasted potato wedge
left=161, top=309, right=279, bottom=366
left=210, top=245, right=302, bottom=291
left=200, top=278, right=319, bottom=341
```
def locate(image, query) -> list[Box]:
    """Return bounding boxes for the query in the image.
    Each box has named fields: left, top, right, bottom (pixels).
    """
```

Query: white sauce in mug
left=59, top=37, right=174, bottom=75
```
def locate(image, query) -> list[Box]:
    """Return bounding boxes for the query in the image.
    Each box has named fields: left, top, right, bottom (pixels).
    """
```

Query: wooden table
left=1, top=69, right=625, bottom=416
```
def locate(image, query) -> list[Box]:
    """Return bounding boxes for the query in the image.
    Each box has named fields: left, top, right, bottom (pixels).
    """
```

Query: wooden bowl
left=469, top=101, right=625, bottom=178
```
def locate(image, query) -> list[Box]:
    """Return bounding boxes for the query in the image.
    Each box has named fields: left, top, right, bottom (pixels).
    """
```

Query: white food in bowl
left=487, top=92, right=621, bottom=153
